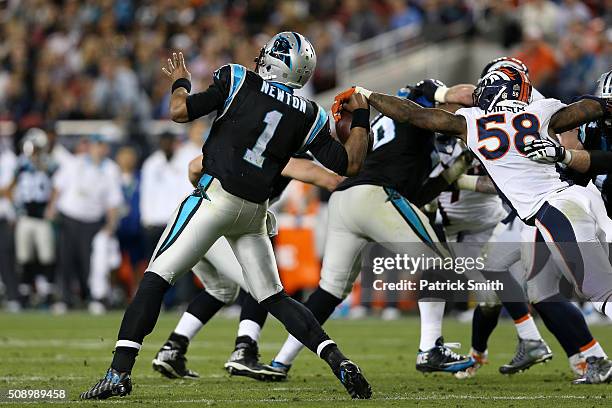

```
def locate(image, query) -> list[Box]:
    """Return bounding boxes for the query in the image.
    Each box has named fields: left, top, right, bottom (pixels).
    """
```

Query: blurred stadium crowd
left=0, top=0, right=611, bottom=314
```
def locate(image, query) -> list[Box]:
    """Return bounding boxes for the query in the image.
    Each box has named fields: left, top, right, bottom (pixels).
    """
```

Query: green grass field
left=0, top=312, right=610, bottom=407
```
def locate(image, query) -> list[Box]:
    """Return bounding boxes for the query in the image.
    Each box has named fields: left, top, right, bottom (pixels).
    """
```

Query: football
left=334, top=109, right=352, bottom=144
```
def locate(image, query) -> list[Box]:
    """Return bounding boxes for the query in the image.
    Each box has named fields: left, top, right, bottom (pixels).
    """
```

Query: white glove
left=524, top=139, right=572, bottom=165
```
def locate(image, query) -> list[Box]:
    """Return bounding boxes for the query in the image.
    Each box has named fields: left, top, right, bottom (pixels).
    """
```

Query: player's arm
left=413, top=152, right=472, bottom=206
left=188, top=155, right=204, bottom=187
left=163, top=52, right=227, bottom=123
left=308, top=94, right=369, bottom=176
left=443, top=84, right=476, bottom=106
left=413, top=79, right=475, bottom=107
left=337, top=87, right=467, bottom=140
left=526, top=142, right=612, bottom=174
left=451, top=174, right=498, bottom=194
left=549, top=97, right=610, bottom=134
left=340, top=94, right=370, bottom=175
left=281, top=158, right=344, bottom=192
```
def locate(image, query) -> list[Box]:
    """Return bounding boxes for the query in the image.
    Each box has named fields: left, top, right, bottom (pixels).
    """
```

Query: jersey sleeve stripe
left=301, top=105, right=328, bottom=149
left=217, top=64, right=246, bottom=120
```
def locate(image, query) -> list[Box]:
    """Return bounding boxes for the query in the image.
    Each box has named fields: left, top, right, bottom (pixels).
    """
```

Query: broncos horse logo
left=269, top=36, right=292, bottom=69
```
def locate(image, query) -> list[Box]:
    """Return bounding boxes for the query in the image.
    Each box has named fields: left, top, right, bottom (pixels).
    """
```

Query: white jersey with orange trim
left=456, top=98, right=570, bottom=220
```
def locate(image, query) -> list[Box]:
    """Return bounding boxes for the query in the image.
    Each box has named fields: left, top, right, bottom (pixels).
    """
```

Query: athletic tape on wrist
left=355, top=86, right=372, bottom=99
left=434, top=86, right=449, bottom=103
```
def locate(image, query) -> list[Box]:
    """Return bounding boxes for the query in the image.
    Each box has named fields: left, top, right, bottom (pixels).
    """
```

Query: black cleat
left=572, top=356, right=612, bottom=384
left=224, top=336, right=286, bottom=382
left=335, top=360, right=372, bottom=399
left=416, top=337, right=475, bottom=374
left=80, top=368, right=132, bottom=400
left=499, top=338, right=553, bottom=375
left=152, top=338, right=199, bottom=379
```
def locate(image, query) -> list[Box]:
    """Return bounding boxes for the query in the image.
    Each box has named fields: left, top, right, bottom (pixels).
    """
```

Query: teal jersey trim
left=302, top=104, right=328, bottom=149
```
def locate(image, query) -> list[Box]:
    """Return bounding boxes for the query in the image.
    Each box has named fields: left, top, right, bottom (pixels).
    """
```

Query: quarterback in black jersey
left=266, top=82, right=476, bottom=377
left=81, top=32, right=371, bottom=400
left=151, top=153, right=344, bottom=382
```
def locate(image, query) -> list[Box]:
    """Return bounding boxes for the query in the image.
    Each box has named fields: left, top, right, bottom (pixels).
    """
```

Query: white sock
left=418, top=300, right=445, bottom=351
left=514, top=314, right=542, bottom=341
left=174, top=312, right=203, bottom=341
left=569, top=353, right=587, bottom=376
left=580, top=340, right=607, bottom=359
left=237, top=319, right=262, bottom=343
left=274, top=335, right=304, bottom=366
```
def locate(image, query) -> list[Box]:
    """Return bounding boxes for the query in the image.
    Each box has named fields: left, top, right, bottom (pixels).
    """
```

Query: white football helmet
left=254, top=32, right=316, bottom=89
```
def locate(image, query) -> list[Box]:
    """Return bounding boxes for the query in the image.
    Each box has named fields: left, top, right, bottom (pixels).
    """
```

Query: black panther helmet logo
left=269, top=36, right=292, bottom=69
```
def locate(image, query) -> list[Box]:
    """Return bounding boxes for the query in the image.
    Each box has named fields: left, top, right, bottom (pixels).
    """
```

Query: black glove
left=408, top=79, right=446, bottom=106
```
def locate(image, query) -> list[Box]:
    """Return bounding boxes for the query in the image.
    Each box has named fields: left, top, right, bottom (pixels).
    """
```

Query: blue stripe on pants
left=535, top=202, right=585, bottom=288
left=155, top=194, right=203, bottom=259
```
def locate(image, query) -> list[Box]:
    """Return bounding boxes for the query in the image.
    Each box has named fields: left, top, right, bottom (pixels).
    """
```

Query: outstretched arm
left=367, top=91, right=467, bottom=138
left=162, top=52, right=192, bottom=123
left=281, top=158, right=345, bottom=191
left=429, top=82, right=475, bottom=106
left=550, top=98, right=609, bottom=134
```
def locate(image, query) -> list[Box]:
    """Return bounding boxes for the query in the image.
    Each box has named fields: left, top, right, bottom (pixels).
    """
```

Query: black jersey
left=14, top=156, right=57, bottom=218
left=336, top=114, right=435, bottom=201
left=186, top=64, right=348, bottom=203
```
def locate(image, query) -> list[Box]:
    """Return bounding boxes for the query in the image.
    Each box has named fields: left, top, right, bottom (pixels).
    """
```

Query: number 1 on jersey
left=244, top=110, right=283, bottom=168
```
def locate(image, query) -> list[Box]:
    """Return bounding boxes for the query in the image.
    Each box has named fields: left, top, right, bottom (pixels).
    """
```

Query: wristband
left=172, top=78, right=192, bottom=93
left=455, top=175, right=478, bottom=191
left=561, top=149, right=572, bottom=165
left=350, top=108, right=370, bottom=130
left=434, top=85, right=449, bottom=103
left=354, top=86, right=372, bottom=99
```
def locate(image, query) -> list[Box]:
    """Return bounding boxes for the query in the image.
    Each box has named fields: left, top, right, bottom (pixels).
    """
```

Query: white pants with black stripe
left=320, top=184, right=448, bottom=299
left=532, top=184, right=612, bottom=304
left=147, top=177, right=283, bottom=303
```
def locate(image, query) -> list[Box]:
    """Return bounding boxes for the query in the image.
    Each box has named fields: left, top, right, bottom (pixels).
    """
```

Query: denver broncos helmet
left=480, top=56, right=529, bottom=80
left=254, top=32, right=316, bottom=89
left=473, top=66, right=532, bottom=112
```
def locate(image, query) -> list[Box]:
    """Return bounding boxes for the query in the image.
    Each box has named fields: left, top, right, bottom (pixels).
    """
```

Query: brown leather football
left=334, top=110, right=352, bottom=144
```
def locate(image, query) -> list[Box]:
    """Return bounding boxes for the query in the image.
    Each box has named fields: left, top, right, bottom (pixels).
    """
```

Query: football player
left=1, top=129, right=58, bottom=307
left=152, top=153, right=343, bottom=381
left=419, top=61, right=611, bottom=381
left=264, top=82, right=476, bottom=379
left=80, top=32, right=372, bottom=400
left=344, top=66, right=612, bottom=382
